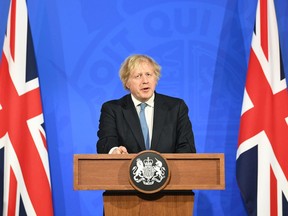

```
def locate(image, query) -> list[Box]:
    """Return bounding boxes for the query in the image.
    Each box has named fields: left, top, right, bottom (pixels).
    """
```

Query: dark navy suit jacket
left=96, top=93, right=196, bottom=154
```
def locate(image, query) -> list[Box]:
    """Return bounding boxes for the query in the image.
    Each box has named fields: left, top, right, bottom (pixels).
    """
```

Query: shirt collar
left=131, top=93, right=155, bottom=108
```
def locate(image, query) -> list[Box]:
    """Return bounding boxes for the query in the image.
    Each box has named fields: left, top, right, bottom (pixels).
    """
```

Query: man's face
left=126, top=62, right=158, bottom=102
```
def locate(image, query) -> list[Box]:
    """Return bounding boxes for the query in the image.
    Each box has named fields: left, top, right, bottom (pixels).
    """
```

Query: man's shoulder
left=102, top=94, right=131, bottom=107
left=155, top=93, right=188, bottom=113
left=155, top=93, right=183, bottom=103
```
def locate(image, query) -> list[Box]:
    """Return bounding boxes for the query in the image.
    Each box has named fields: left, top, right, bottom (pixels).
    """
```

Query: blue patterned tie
left=139, top=103, right=150, bottom=149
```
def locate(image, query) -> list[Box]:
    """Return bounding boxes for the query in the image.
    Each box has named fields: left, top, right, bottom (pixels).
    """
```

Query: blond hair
left=119, top=54, right=161, bottom=90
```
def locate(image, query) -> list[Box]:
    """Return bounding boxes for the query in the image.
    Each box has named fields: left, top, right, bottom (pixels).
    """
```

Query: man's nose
left=142, top=74, right=149, bottom=83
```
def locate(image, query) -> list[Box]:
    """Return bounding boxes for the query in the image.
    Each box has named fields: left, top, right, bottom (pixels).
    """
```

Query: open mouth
left=142, top=87, right=150, bottom=91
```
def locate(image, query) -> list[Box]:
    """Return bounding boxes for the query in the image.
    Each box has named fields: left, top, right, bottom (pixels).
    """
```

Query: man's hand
left=111, top=146, right=128, bottom=154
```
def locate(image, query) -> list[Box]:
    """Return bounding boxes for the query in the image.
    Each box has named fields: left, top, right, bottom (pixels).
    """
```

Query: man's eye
left=145, top=72, right=153, bottom=77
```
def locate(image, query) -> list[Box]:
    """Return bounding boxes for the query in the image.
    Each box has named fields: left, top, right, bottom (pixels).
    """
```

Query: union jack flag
left=0, top=0, right=54, bottom=215
left=236, top=0, right=288, bottom=215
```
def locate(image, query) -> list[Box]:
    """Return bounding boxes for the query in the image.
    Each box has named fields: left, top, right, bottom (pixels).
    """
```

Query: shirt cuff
left=108, top=147, right=118, bottom=154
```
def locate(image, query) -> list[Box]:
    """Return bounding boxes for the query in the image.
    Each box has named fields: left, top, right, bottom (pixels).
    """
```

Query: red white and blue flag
left=0, top=0, right=54, bottom=215
left=236, top=0, right=288, bottom=215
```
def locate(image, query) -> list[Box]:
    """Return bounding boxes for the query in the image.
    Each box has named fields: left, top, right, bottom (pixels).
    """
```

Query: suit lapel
left=122, top=95, right=146, bottom=150
left=151, top=94, right=168, bottom=150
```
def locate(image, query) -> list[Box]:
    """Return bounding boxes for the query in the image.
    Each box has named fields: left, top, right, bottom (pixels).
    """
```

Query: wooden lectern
left=74, top=153, right=225, bottom=216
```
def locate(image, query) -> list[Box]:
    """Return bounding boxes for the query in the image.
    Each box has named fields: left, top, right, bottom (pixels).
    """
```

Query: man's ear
left=125, top=81, right=130, bottom=90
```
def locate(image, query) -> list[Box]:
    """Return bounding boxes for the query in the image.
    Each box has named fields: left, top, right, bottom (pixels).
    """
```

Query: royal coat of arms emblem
left=129, top=150, right=170, bottom=193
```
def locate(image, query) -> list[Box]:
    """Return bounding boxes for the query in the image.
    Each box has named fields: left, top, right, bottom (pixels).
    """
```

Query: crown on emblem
left=143, top=157, right=153, bottom=166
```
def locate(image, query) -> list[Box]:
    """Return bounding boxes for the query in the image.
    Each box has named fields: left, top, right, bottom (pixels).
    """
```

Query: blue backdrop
left=1, top=0, right=288, bottom=215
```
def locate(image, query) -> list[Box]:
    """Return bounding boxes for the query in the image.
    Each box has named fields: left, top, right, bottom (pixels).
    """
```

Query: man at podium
left=96, top=54, right=196, bottom=155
